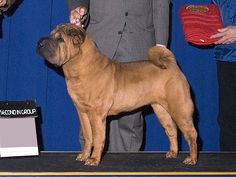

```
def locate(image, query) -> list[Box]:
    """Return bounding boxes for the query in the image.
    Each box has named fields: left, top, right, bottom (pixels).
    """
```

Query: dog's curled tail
left=148, top=46, right=176, bottom=69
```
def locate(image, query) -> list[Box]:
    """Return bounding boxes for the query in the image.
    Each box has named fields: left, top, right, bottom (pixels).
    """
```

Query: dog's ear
left=67, top=28, right=85, bottom=45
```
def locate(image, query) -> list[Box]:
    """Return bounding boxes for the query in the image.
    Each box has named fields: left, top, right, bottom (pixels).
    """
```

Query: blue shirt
left=213, top=0, right=236, bottom=61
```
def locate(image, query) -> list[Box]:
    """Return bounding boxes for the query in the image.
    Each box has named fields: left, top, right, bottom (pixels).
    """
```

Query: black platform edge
left=0, top=151, right=235, bottom=176
left=0, top=172, right=236, bottom=176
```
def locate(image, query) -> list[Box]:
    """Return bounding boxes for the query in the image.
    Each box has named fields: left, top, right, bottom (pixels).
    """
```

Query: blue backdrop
left=0, top=0, right=219, bottom=151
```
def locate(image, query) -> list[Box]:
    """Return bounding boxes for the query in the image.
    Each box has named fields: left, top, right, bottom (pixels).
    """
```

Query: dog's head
left=37, top=23, right=86, bottom=66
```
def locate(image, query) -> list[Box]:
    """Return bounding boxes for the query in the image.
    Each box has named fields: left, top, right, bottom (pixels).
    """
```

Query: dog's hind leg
left=169, top=101, right=198, bottom=165
left=151, top=103, right=178, bottom=158
left=164, top=76, right=198, bottom=165
left=76, top=111, right=93, bottom=162
left=173, top=113, right=198, bottom=165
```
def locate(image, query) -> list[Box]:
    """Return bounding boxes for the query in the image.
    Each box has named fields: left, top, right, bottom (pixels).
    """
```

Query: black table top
left=0, top=151, right=235, bottom=176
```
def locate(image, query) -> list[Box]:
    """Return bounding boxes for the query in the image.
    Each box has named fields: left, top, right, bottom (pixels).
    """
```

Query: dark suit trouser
left=217, top=61, right=236, bottom=151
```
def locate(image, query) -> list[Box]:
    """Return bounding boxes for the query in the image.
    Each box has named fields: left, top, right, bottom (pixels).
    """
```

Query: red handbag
left=179, top=4, right=224, bottom=45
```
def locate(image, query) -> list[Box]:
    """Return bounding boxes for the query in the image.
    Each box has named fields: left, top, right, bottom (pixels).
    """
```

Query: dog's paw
left=76, top=153, right=89, bottom=162
left=183, top=156, right=197, bottom=165
left=166, top=150, right=178, bottom=159
left=85, top=158, right=100, bottom=166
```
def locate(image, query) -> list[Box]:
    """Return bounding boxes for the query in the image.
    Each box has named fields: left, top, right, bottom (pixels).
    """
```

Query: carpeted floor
left=0, top=151, right=235, bottom=176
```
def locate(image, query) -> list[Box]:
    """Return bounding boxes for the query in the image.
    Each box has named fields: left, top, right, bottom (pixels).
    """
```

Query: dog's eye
left=55, top=33, right=64, bottom=42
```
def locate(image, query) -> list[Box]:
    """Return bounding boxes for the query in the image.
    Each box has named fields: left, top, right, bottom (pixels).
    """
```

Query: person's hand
left=211, top=26, right=236, bottom=44
left=70, top=6, right=87, bottom=27
left=156, top=44, right=166, bottom=48
left=0, top=0, right=7, bottom=7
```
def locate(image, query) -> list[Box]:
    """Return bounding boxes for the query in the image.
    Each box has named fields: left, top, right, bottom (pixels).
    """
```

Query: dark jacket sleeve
left=153, top=0, right=170, bottom=46
left=66, top=0, right=89, bottom=11
left=0, top=0, right=17, bottom=13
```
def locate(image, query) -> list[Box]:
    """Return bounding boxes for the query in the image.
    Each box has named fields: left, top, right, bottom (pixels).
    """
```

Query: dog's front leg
left=85, top=114, right=106, bottom=166
left=76, top=111, right=93, bottom=162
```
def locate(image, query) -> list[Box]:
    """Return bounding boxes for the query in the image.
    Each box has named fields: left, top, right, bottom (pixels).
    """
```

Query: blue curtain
left=0, top=0, right=219, bottom=151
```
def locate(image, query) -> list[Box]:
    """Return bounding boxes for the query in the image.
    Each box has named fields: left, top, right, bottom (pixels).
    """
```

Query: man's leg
left=108, top=112, right=143, bottom=151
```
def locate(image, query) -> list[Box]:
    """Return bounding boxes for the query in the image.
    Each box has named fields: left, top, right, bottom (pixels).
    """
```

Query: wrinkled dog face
left=37, top=23, right=86, bottom=66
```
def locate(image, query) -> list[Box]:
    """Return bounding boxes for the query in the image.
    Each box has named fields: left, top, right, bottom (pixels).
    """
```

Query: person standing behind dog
left=211, top=0, right=236, bottom=151
left=66, top=0, right=170, bottom=152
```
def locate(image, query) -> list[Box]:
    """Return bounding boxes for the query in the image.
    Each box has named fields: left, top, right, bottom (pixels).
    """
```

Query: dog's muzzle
left=37, top=37, right=59, bottom=66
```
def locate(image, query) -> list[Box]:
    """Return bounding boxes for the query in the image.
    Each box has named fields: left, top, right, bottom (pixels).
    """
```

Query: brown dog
left=37, top=23, right=198, bottom=166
